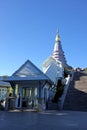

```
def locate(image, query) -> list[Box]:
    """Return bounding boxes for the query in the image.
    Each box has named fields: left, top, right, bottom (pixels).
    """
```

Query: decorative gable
left=13, top=60, right=41, bottom=77
left=4, top=60, right=53, bottom=84
left=42, top=56, right=64, bottom=85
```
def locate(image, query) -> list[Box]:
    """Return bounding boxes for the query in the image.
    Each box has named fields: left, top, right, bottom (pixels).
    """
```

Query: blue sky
left=0, top=0, right=87, bottom=75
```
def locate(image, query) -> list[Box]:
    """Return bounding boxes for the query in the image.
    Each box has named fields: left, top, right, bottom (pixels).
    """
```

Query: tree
left=52, top=79, right=64, bottom=103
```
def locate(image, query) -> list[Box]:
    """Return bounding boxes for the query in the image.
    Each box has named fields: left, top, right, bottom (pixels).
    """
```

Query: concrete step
left=63, top=71, right=87, bottom=111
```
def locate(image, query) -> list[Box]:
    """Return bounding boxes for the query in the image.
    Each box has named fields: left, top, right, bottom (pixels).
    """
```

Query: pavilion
left=4, top=60, right=53, bottom=109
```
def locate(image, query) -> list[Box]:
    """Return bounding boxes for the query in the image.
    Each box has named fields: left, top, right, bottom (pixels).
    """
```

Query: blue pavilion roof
left=4, top=60, right=53, bottom=84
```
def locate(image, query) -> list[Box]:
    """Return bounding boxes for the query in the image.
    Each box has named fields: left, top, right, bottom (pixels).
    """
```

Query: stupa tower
left=52, top=32, right=67, bottom=65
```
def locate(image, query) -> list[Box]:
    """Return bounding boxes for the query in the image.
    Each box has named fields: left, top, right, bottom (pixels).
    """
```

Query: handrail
left=58, top=70, right=74, bottom=110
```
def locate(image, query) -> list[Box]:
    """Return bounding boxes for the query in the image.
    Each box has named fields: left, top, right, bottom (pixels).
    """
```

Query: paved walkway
left=0, top=110, right=87, bottom=130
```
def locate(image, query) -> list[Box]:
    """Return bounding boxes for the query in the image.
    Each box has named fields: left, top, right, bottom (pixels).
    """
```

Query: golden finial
left=55, top=29, right=60, bottom=42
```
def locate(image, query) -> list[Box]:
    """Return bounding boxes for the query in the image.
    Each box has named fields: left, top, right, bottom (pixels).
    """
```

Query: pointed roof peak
left=52, top=31, right=67, bottom=65
left=55, top=29, right=60, bottom=42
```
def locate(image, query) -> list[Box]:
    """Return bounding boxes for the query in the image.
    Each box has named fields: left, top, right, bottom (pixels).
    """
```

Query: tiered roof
left=52, top=32, right=67, bottom=65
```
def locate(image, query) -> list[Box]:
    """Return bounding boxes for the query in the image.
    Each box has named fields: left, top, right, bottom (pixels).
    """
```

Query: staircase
left=63, top=71, right=87, bottom=111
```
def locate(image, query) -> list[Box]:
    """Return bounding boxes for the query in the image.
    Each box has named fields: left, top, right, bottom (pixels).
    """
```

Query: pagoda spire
left=52, top=31, right=67, bottom=65
left=55, top=31, right=60, bottom=42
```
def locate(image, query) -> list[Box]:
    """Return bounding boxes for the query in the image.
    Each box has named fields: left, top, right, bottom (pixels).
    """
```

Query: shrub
left=52, top=80, right=64, bottom=103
